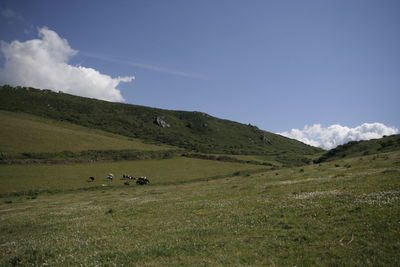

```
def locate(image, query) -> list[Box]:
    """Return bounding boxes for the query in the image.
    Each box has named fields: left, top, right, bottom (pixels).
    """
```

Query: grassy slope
left=0, top=85, right=322, bottom=156
left=0, top=110, right=173, bottom=154
left=316, top=134, right=400, bottom=162
left=0, top=151, right=399, bottom=265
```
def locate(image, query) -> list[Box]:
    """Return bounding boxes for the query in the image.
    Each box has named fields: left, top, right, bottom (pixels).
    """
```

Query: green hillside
left=315, top=134, right=400, bottom=162
left=0, top=110, right=173, bottom=154
left=0, top=85, right=321, bottom=157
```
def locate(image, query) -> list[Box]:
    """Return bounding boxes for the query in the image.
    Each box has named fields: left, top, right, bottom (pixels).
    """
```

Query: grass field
left=0, top=151, right=399, bottom=266
left=0, top=110, right=172, bottom=154
left=0, top=157, right=263, bottom=195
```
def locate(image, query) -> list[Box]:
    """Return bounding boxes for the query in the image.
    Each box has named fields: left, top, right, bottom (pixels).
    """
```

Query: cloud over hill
left=279, top=123, right=399, bottom=150
left=0, top=27, right=133, bottom=102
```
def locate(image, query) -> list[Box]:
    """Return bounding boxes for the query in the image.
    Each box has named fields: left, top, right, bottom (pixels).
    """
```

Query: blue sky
left=1, top=0, right=399, bottom=148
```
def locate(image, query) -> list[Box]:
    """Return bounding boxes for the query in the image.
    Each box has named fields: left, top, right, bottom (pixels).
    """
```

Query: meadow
left=0, top=157, right=264, bottom=195
left=0, top=151, right=399, bottom=266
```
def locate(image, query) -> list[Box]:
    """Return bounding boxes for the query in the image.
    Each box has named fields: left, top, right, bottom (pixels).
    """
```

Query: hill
left=0, top=85, right=322, bottom=158
left=315, top=134, right=400, bottom=162
left=0, top=110, right=181, bottom=164
left=0, top=110, right=173, bottom=154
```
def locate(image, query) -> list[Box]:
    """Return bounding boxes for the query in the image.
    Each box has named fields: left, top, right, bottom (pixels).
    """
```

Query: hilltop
left=0, top=85, right=321, bottom=158
left=315, top=134, right=400, bottom=162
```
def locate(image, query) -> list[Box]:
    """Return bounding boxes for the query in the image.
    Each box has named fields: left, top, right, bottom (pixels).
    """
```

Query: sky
left=0, top=0, right=399, bottom=149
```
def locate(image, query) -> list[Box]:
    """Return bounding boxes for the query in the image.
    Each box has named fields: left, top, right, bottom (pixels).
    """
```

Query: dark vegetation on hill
left=0, top=149, right=182, bottom=165
left=182, top=153, right=273, bottom=166
left=0, top=85, right=321, bottom=158
left=315, top=134, right=400, bottom=163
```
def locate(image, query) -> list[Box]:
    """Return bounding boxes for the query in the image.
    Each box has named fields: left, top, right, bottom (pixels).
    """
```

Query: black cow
left=136, top=176, right=150, bottom=185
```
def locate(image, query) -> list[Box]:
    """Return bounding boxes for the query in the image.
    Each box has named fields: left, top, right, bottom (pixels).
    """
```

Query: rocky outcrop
left=261, top=134, right=272, bottom=144
left=154, top=116, right=170, bottom=128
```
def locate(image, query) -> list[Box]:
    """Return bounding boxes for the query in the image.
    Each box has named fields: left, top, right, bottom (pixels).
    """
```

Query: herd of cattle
left=87, top=173, right=150, bottom=185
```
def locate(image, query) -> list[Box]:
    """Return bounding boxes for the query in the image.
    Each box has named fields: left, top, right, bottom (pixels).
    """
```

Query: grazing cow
left=88, top=176, right=95, bottom=182
left=107, top=173, right=114, bottom=180
left=136, top=176, right=150, bottom=185
left=124, top=181, right=130, bottom=186
left=122, top=174, right=136, bottom=180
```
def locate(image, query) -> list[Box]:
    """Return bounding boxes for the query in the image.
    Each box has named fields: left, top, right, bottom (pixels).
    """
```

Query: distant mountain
left=0, top=85, right=321, bottom=158
left=315, top=134, right=400, bottom=163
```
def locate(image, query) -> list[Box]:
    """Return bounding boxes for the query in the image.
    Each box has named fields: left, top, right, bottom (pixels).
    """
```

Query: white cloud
left=0, top=27, right=133, bottom=102
left=279, top=123, right=399, bottom=150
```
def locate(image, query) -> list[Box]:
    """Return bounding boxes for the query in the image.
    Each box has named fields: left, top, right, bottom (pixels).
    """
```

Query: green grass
left=0, top=157, right=263, bottom=195
left=0, top=151, right=399, bottom=266
left=0, top=110, right=172, bottom=154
